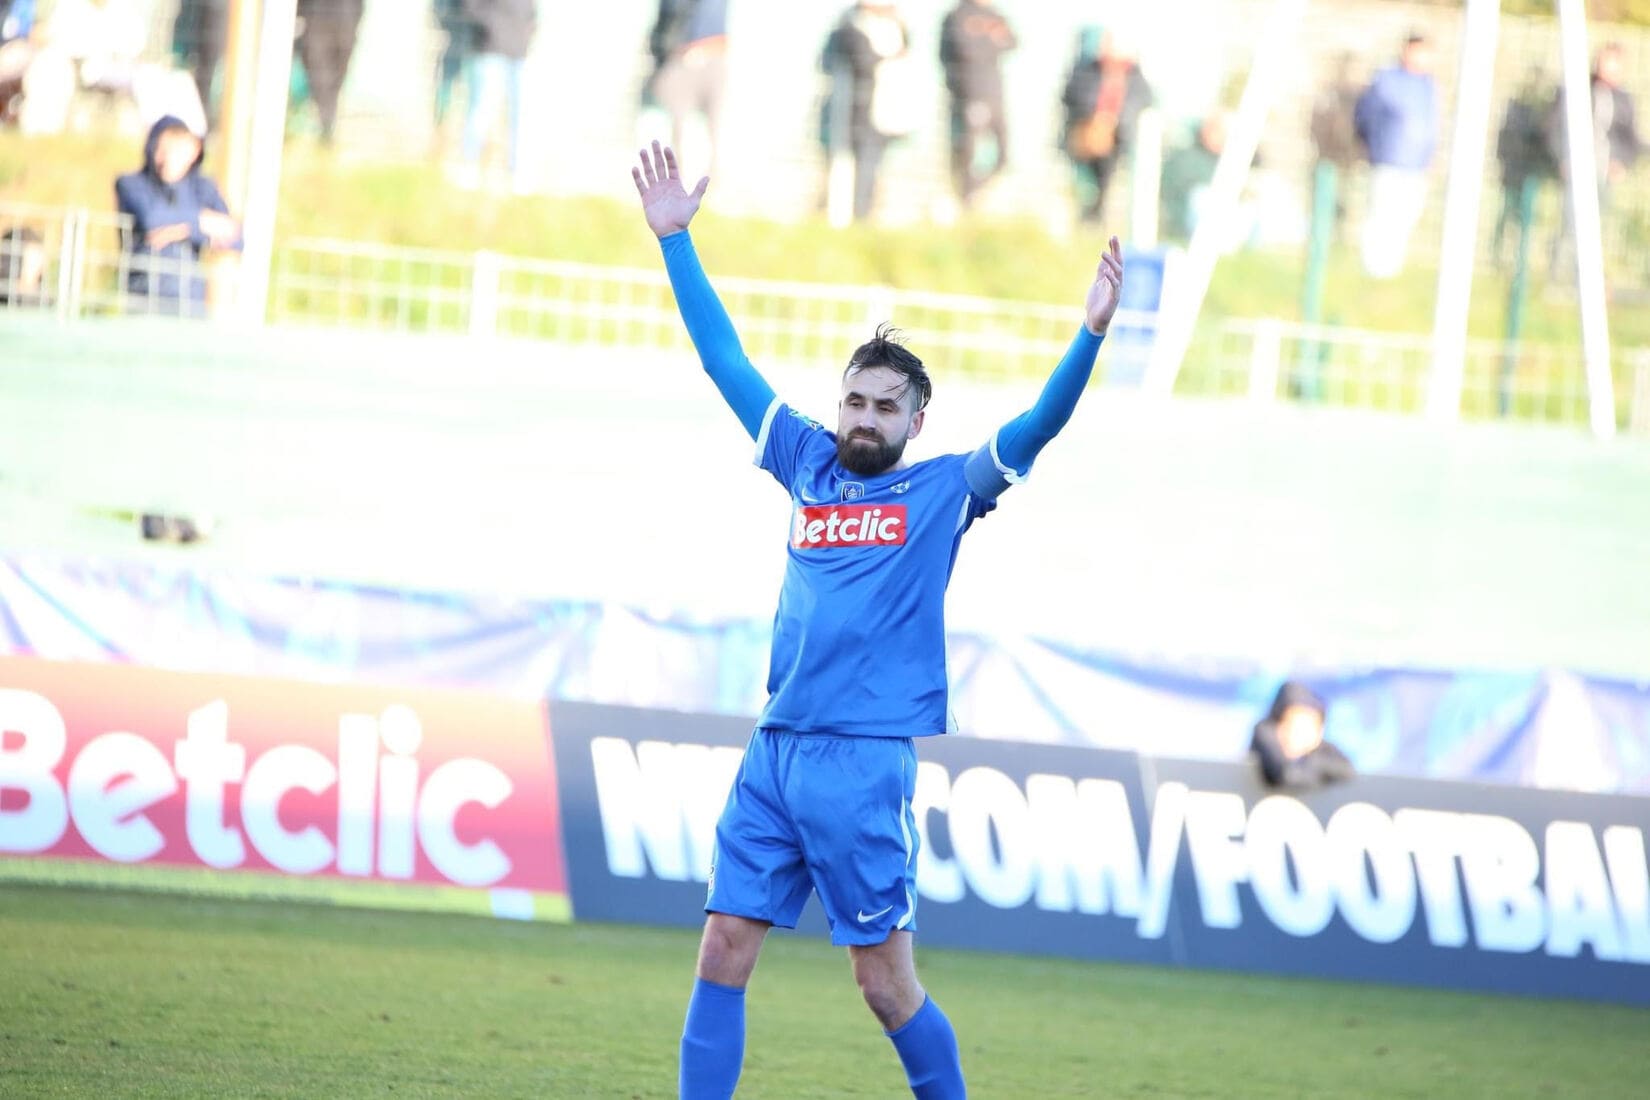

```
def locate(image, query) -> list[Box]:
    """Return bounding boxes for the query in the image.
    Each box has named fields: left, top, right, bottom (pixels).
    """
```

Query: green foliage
left=1412, top=0, right=1650, bottom=24
left=4, top=131, right=1646, bottom=353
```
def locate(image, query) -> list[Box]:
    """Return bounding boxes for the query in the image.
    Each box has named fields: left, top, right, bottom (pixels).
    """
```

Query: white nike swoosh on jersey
left=856, top=904, right=895, bottom=923
left=798, top=490, right=823, bottom=504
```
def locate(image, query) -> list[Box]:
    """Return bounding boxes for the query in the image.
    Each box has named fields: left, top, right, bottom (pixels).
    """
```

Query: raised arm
left=632, top=141, right=776, bottom=440
left=967, top=237, right=1124, bottom=496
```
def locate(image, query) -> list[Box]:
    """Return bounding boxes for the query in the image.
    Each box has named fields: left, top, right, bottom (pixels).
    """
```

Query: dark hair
left=844, top=323, right=932, bottom=412
left=1265, top=679, right=1325, bottom=723
left=1404, top=30, right=1428, bottom=47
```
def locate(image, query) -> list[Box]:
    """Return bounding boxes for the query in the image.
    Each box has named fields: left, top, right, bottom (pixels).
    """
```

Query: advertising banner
left=551, top=701, right=1650, bottom=1006
left=0, top=656, right=569, bottom=920
left=5, top=554, right=1648, bottom=793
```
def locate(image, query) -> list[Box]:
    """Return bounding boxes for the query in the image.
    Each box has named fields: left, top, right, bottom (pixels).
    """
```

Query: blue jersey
left=653, top=231, right=1105, bottom=738
left=753, top=401, right=996, bottom=738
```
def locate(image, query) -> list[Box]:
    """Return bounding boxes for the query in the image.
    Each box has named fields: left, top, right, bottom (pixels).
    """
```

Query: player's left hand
left=1085, top=236, right=1125, bottom=336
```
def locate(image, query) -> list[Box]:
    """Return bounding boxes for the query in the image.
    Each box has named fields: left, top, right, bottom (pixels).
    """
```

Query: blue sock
left=679, top=977, right=745, bottom=1100
left=886, top=996, right=966, bottom=1099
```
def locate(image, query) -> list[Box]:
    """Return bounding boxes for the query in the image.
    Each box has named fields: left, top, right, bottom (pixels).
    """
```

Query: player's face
left=836, top=365, right=924, bottom=476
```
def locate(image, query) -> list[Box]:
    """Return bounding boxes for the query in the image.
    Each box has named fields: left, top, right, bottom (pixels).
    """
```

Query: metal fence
left=0, top=199, right=242, bottom=319
left=5, top=200, right=1647, bottom=434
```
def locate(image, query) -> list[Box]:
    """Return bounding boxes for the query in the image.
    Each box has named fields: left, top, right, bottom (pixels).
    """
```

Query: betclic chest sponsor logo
left=790, top=504, right=907, bottom=549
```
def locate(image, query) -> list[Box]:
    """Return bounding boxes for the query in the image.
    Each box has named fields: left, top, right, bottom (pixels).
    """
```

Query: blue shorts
left=707, top=728, right=920, bottom=947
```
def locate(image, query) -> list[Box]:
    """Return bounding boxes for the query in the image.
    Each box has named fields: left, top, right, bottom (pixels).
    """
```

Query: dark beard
left=836, top=430, right=905, bottom=476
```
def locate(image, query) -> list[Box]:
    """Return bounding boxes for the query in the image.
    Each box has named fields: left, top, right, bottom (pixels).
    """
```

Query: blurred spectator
left=1308, top=51, right=1363, bottom=242
left=1060, top=26, right=1152, bottom=225
left=938, top=0, right=1015, bottom=211
left=1352, top=31, right=1437, bottom=279
left=1159, top=112, right=1274, bottom=251
left=646, top=0, right=729, bottom=179
left=1491, top=70, right=1557, bottom=269
left=20, top=0, right=206, bottom=136
left=433, top=0, right=473, bottom=129
left=116, top=114, right=240, bottom=317
left=1545, top=42, right=1641, bottom=283
left=458, top=0, right=537, bottom=191
left=1, top=0, right=33, bottom=41
left=0, top=224, right=48, bottom=307
left=1249, top=680, right=1356, bottom=791
left=1159, top=113, right=1221, bottom=242
left=822, top=2, right=914, bottom=223
left=295, top=0, right=363, bottom=145
left=170, top=0, right=226, bottom=122
left=0, top=0, right=34, bottom=126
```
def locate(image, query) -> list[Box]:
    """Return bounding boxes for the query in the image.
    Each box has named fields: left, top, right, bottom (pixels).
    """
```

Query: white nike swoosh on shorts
left=856, top=904, right=895, bottom=923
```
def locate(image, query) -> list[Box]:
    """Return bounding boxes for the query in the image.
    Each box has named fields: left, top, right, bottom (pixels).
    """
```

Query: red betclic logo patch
left=790, top=504, right=907, bottom=549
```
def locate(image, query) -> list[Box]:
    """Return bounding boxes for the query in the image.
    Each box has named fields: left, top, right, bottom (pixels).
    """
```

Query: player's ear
left=907, top=408, right=925, bottom=440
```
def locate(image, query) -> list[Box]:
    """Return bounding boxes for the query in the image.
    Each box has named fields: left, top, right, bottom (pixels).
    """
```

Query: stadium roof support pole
left=218, top=0, right=262, bottom=222
left=237, top=0, right=298, bottom=328
left=1142, top=0, right=1306, bottom=397
left=1426, top=0, right=1501, bottom=425
left=1555, top=0, right=1616, bottom=439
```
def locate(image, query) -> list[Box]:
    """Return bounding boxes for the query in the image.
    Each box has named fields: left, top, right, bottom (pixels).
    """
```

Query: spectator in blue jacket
left=115, top=115, right=240, bottom=316
left=1353, top=32, right=1437, bottom=278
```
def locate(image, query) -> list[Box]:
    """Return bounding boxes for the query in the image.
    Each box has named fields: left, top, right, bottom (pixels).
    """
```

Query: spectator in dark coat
left=939, top=0, right=1015, bottom=209
left=295, top=0, right=364, bottom=144
left=170, top=0, right=226, bottom=123
left=1490, top=70, right=1557, bottom=267
left=822, top=2, right=912, bottom=223
left=1061, top=26, right=1152, bottom=224
left=1250, top=680, right=1356, bottom=791
left=460, top=0, right=537, bottom=189
left=1545, top=41, right=1642, bottom=281
left=1308, top=52, right=1364, bottom=242
left=115, top=114, right=240, bottom=316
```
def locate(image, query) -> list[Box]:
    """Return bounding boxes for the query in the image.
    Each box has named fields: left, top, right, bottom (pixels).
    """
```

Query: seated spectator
left=1250, top=680, right=1356, bottom=790
left=0, top=224, right=49, bottom=307
left=19, top=0, right=205, bottom=136
left=116, top=114, right=240, bottom=317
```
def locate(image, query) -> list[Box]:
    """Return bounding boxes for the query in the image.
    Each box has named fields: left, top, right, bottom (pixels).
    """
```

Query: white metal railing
left=4, top=202, right=1646, bottom=433
left=0, top=201, right=243, bottom=319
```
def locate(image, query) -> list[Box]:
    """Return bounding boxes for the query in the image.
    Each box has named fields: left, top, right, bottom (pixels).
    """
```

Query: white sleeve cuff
left=752, top=397, right=782, bottom=466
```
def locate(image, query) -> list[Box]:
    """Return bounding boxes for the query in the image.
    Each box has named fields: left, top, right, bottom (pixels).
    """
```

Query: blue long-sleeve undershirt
left=660, top=231, right=775, bottom=439
left=992, top=325, right=1105, bottom=478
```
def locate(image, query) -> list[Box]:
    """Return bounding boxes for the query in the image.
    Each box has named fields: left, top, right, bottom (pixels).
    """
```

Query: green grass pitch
left=1, top=884, right=1645, bottom=1098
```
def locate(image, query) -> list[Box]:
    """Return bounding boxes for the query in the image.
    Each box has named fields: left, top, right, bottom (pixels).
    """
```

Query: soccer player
left=631, top=141, right=1124, bottom=1100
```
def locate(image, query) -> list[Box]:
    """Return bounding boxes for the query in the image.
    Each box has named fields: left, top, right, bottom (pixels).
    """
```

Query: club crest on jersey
left=791, top=504, right=907, bottom=548
left=841, top=482, right=865, bottom=501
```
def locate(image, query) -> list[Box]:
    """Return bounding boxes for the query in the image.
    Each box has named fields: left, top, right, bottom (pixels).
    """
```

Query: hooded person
left=1249, top=680, right=1356, bottom=790
left=115, top=114, right=240, bottom=316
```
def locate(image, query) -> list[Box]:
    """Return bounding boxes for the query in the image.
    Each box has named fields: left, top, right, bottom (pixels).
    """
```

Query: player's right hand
left=631, top=141, right=709, bottom=239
